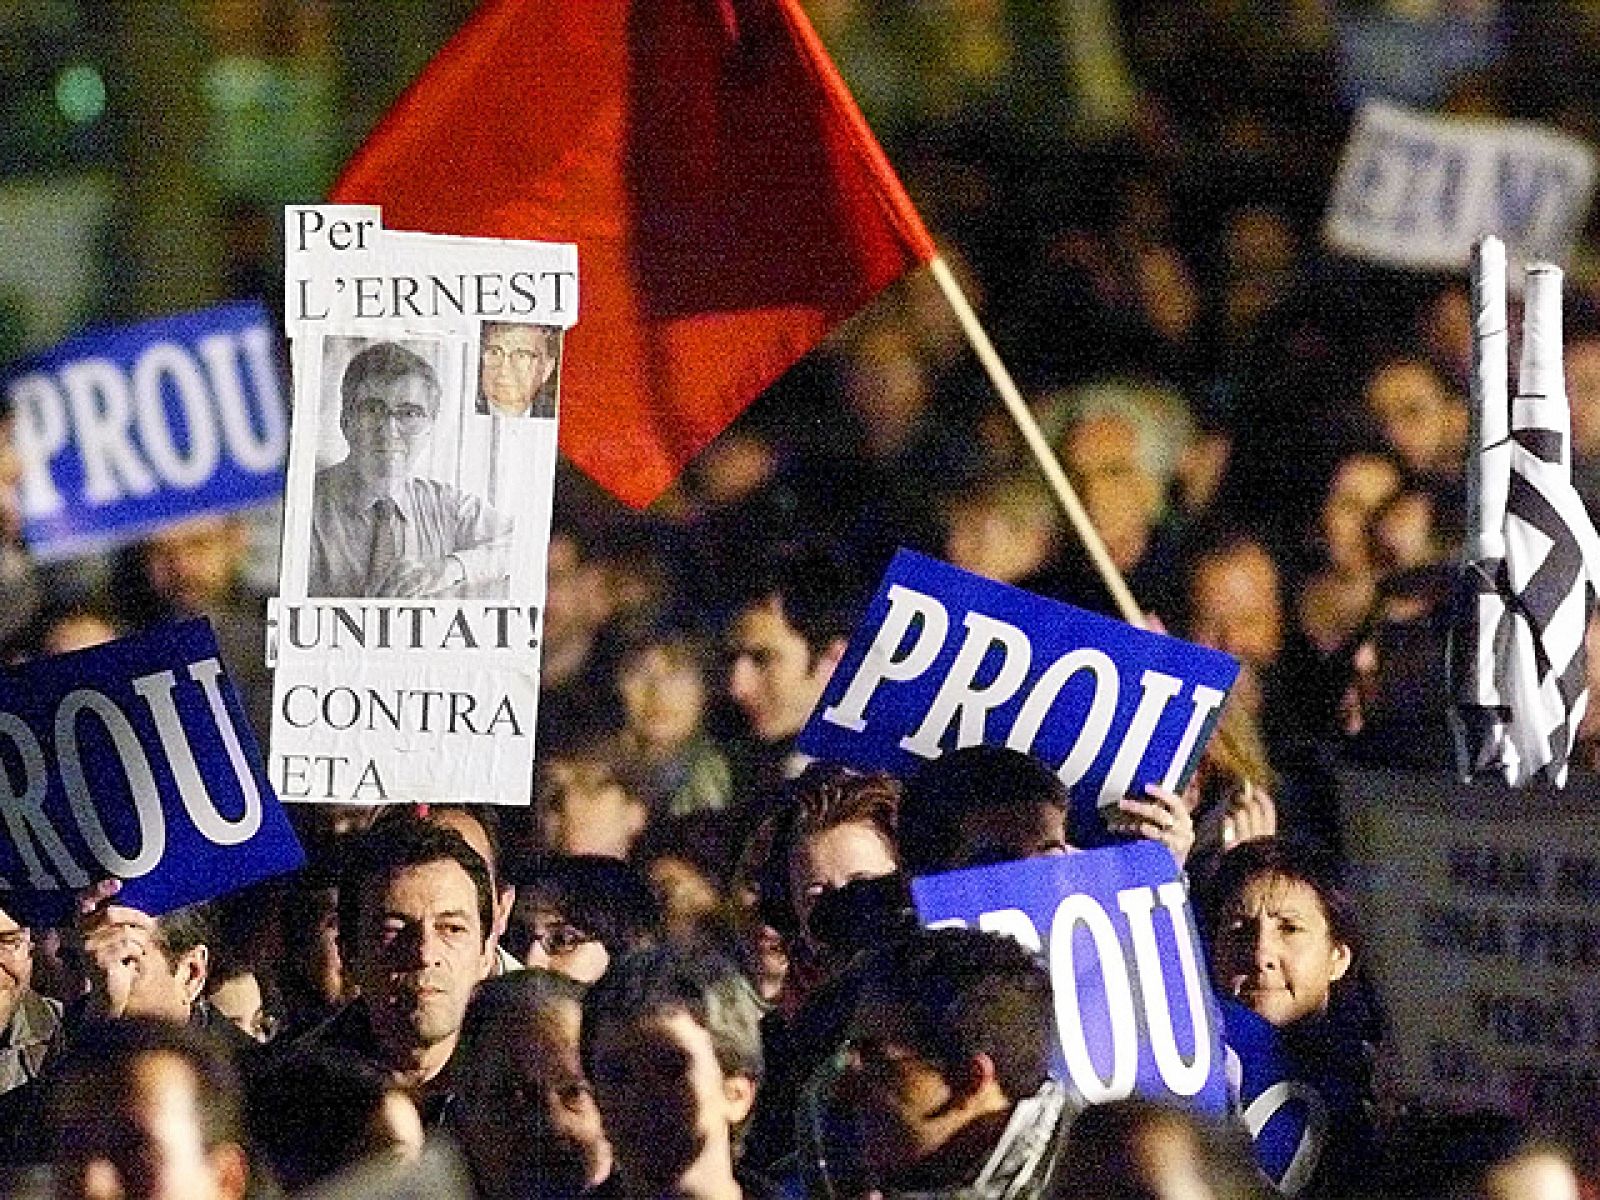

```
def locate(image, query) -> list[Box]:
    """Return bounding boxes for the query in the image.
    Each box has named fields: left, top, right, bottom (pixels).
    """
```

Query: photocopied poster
left=270, top=205, right=577, bottom=805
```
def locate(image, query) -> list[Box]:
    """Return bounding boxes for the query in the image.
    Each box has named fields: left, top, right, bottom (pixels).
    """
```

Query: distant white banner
left=1341, top=768, right=1600, bottom=1121
left=1325, top=102, right=1597, bottom=274
left=270, top=205, right=577, bottom=804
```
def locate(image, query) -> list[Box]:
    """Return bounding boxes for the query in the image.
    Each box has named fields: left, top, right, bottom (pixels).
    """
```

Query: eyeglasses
left=351, top=396, right=433, bottom=432
left=482, top=344, right=547, bottom=370
left=526, top=924, right=596, bottom=957
left=0, top=929, right=31, bottom=958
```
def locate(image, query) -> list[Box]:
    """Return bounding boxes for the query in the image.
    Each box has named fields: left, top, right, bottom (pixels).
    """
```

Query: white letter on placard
left=0, top=713, right=88, bottom=889
left=977, top=908, right=1043, bottom=954
left=8, top=374, right=69, bottom=518
left=822, top=585, right=949, bottom=732
left=1051, top=893, right=1137, bottom=1104
left=1118, top=882, right=1212, bottom=1097
left=59, top=359, right=157, bottom=504
left=56, top=690, right=164, bottom=878
left=1159, top=684, right=1226, bottom=792
left=1243, top=1081, right=1329, bottom=1196
left=133, top=659, right=261, bottom=847
left=1097, top=669, right=1184, bottom=810
left=200, top=326, right=288, bottom=472
left=131, top=342, right=219, bottom=488
left=900, top=613, right=1032, bottom=759
left=1007, top=648, right=1119, bottom=788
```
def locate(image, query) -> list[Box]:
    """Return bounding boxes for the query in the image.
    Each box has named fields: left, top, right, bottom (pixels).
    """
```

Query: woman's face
left=1211, top=873, right=1351, bottom=1027
left=788, top=820, right=897, bottom=935
left=619, top=646, right=706, bottom=751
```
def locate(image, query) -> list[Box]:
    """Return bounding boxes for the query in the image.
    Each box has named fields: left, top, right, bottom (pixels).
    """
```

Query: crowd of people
left=3, top=2, right=1600, bottom=1198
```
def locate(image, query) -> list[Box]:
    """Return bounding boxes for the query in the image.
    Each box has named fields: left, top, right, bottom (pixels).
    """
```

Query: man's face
left=142, top=517, right=244, bottom=614
left=1062, top=417, right=1161, bottom=571
left=459, top=997, right=610, bottom=1199
left=1365, top=361, right=1460, bottom=474
left=587, top=1009, right=747, bottom=1191
left=0, top=416, right=24, bottom=545
left=0, top=908, right=31, bottom=1031
left=342, top=372, right=437, bottom=482
left=55, top=1052, right=246, bottom=1200
left=355, top=860, right=493, bottom=1053
left=480, top=325, right=556, bottom=416
left=841, top=997, right=970, bottom=1185
left=1188, top=548, right=1283, bottom=671
left=953, top=801, right=1070, bottom=868
left=727, top=598, right=838, bottom=744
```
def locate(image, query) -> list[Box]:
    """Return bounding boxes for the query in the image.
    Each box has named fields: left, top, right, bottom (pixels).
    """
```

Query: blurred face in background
left=459, top=993, right=611, bottom=1199
left=727, top=598, right=842, bottom=744
left=1188, top=544, right=1283, bottom=672
left=1320, top=455, right=1400, bottom=575
left=142, top=517, right=246, bottom=614
left=537, top=761, right=646, bottom=860
left=1365, top=359, right=1465, bottom=476
left=619, top=644, right=707, bottom=753
left=1062, top=415, right=1160, bottom=572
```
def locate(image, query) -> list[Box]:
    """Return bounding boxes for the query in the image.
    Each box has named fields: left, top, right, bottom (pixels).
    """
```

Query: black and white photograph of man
left=476, top=321, right=561, bottom=419
left=307, top=339, right=514, bottom=598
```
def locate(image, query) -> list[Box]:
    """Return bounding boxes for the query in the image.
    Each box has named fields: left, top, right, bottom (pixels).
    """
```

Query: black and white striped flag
left=1451, top=236, right=1600, bottom=787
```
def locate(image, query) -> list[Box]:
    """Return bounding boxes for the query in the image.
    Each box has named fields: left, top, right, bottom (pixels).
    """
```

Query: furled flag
left=1451, top=236, right=1600, bottom=787
left=330, top=0, right=938, bottom=509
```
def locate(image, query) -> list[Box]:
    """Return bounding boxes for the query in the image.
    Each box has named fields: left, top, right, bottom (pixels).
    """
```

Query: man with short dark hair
left=0, top=902, right=59, bottom=1097
left=291, top=815, right=496, bottom=1124
left=724, top=543, right=860, bottom=801
left=309, top=340, right=514, bottom=598
left=49, top=1017, right=252, bottom=1200
left=76, top=889, right=217, bottom=1025
left=581, top=945, right=772, bottom=1198
left=836, top=927, right=1066, bottom=1200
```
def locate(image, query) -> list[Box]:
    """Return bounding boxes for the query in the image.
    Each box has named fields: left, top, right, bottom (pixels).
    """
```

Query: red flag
left=331, top=0, right=937, bottom=509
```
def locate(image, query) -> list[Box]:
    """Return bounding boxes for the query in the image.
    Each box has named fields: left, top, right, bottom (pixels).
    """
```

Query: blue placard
left=798, top=549, right=1239, bottom=843
left=0, top=619, right=303, bottom=923
left=5, top=301, right=288, bottom=562
left=913, top=842, right=1229, bottom=1113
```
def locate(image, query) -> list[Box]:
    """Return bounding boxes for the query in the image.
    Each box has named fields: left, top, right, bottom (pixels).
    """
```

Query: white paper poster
left=269, top=205, right=577, bottom=804
left=1325, top=102, right=1597, bottom=275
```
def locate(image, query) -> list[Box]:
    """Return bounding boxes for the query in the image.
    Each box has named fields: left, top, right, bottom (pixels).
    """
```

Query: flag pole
left=928, top=255, right=1144, bottom=625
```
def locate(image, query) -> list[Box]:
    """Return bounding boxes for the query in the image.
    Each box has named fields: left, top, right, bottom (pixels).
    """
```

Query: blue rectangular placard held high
left=912, top=841, right=1228, bottom=1114
left=797, top=549, right=1239, bottom=845
left=0, top=619, right=303, bottom=924
left=5, top=301, right=288, bottom=562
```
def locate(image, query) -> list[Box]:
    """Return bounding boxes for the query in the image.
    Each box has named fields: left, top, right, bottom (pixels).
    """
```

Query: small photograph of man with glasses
left=476, top=321, right=562, bottom=419
left=307, top=338, right=515, bottom=598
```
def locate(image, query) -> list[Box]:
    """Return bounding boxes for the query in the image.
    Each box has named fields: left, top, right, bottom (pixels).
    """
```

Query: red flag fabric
left=331, top=0, right=937, bottom=509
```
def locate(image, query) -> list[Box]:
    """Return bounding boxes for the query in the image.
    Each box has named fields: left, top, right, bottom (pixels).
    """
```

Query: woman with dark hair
left=1203, top=838, right=1358, bottom=1030
left=756, top=763, right=905, bottom=999
left=1200, top=837, right=1381, bottom=1197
